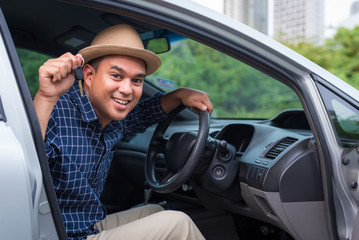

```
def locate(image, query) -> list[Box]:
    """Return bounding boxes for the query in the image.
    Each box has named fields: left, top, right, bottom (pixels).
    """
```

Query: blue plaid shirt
left=44, top=82, right=167, bottom=240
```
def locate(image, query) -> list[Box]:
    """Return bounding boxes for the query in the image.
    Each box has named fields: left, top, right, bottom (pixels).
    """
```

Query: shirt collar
left=68, top=80, right=98, bottom=123
left=67, top=81, right=122, bottom=132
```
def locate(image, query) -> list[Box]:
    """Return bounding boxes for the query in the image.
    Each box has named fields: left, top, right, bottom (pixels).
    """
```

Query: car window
left=317, top=83, right=359, bottom=146
left=332, top=100, right=359, bottom=135
left=18, top=39, right=302, bottom=120
left=147, top=37, right=302, bottom=119
left=16, top=48, right=49, bottom=96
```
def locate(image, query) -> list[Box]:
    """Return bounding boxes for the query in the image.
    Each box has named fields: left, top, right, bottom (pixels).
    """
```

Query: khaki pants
left=86, top=204, right=205, bottom=240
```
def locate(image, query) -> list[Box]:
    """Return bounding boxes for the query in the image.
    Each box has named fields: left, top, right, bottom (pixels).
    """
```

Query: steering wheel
left=145, top=105, right=210, bottom=193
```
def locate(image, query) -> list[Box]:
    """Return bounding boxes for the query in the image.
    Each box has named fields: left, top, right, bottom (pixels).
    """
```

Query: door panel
left=0, top=8, right=66, bottom=239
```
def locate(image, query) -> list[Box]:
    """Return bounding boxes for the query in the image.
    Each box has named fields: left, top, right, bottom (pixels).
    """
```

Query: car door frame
left=63, top=0, right=340, bottom=238
left=0, top=8, right=67, bottom=240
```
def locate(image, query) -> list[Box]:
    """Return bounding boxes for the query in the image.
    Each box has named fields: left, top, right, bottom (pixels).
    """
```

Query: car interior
left=0, top=0, right=334, bottom=239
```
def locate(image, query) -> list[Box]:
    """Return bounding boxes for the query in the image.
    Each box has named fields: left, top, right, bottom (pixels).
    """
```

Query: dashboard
left=115, top=109, right=327, bottom=239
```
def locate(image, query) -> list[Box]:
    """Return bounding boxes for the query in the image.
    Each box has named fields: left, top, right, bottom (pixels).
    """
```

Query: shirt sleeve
left=43, top=110, right=62, bottom=164
left=121, top=92, right=168, bottom=137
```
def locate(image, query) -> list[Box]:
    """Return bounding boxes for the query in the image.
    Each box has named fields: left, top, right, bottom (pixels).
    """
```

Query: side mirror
left=144, top=37, right=170, bottom=54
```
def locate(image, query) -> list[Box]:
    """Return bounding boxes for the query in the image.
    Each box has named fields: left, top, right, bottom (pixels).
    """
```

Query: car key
left=74, top=56, right=85, bottom=97
left=74, top=66, right=84, bottom=97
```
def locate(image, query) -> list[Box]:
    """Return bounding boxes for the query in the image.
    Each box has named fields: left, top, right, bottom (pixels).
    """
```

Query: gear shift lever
left=143, top=181, right=167, bottom=208
left=144, top=181, right=153, bottom=205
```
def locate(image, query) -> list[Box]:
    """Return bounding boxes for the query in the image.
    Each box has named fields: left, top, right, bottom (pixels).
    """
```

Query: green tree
left=326, top=26, right=359, bottom=88
left=286, top=27, right=359, bottom=90
left=150, top=39, right=300, bottom=118
left=16, top=48, right=49, bottom=96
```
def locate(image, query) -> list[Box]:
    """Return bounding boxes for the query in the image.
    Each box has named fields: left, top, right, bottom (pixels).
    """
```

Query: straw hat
left=79, top=24, right=161, bottom=76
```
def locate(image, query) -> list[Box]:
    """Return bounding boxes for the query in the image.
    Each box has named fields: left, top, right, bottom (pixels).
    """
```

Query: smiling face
left=83, top=55, right=146, bottom=127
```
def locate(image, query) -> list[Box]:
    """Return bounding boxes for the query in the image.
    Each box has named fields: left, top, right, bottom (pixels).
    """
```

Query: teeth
left=113, top=98, right=128, bottom=105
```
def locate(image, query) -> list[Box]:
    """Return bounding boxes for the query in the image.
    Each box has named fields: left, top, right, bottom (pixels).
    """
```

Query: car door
left=0, top=9, right=67, bottom=240
left=313, top=77, right=359, bottom=240
left=93, top=1, right=358, bottom=239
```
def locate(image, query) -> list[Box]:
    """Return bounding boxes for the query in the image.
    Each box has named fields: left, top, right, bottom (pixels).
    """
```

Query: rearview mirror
left=144, top=37, right=170, bottom=54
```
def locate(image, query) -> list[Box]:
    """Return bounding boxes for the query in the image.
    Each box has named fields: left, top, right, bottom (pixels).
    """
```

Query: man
left=33, top=24, right=213, bottom=239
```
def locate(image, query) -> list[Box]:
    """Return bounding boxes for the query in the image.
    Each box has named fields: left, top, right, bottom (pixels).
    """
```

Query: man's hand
left=36, top=52, right=83, bottom=101
left=161, top=88, right=213, bottom=115
left=33, top=52, right=83, bottom=140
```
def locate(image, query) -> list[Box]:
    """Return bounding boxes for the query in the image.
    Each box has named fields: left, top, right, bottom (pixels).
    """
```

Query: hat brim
left=79, top=44, right=161, bottom=76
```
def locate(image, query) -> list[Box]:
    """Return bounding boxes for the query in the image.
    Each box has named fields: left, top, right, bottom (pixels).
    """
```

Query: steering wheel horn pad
left=165, top=132, right=197, bottom=172
left=145, top=105, right=210, bottom=193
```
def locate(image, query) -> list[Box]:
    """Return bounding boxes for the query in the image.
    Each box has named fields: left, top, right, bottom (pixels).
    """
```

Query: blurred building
left=351, top=0, right=359, bottom=15
left=339, top=0, right=359, bottom=30
left=224, top=0, right=269, bottom=35
left=223, top=0, right=324, bottom=45
left=272, top=0, right=324, bottom=45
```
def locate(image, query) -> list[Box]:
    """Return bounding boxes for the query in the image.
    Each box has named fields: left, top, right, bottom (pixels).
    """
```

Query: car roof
left=0, top=0, right=160, bottom=57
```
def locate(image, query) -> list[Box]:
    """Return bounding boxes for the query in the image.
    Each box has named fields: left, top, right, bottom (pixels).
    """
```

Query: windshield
left=147, top=37, right=302, bottom=119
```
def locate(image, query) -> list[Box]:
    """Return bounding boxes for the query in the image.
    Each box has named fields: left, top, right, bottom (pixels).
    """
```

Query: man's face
left=83, top=55, right=146, bottom=127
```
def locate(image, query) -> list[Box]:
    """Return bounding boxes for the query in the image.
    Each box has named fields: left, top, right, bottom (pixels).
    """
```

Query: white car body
left=0, top=0, right=358, bottom=239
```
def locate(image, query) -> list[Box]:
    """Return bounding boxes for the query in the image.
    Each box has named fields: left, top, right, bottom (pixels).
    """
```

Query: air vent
left=264, top=137, right=298, bottom=159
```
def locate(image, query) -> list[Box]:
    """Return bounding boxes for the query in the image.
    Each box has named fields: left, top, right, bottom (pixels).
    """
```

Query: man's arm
left=33, top=53, right=83, bottom=140
left=160, top=88, right=213, bottom=115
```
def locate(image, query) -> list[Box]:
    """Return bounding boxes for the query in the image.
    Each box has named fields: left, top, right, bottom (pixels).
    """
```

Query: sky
left=326, top=0, right=356, bottom=27
left=192, top=0, right=357, bottom=34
